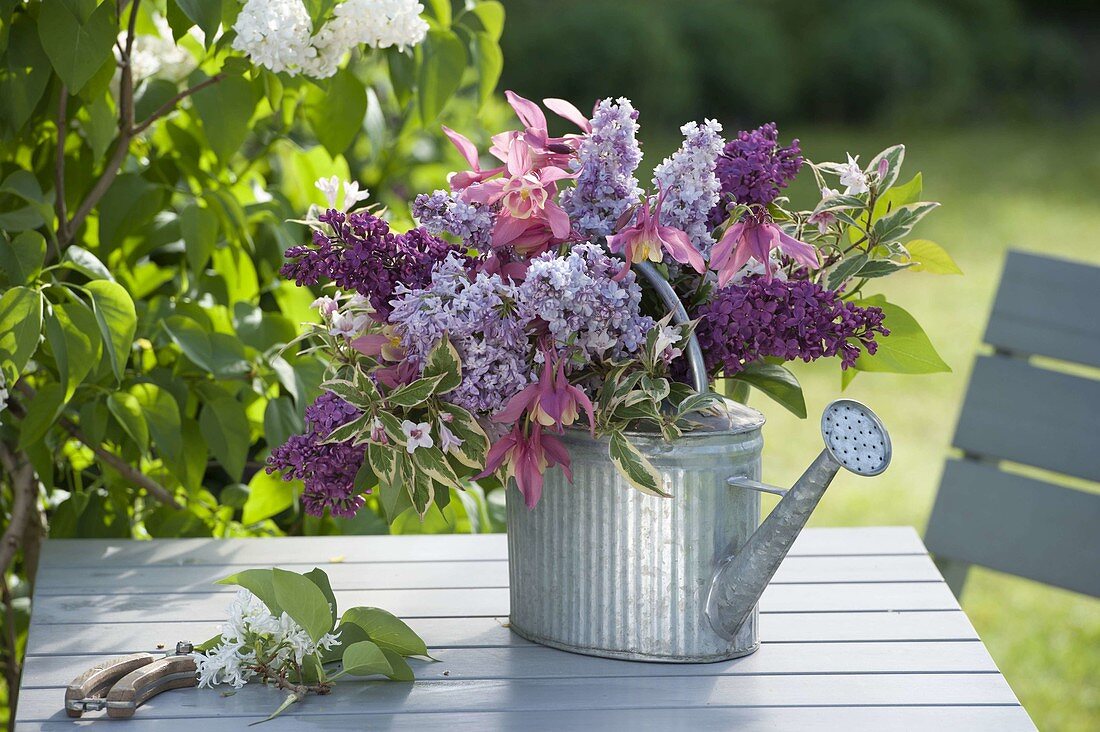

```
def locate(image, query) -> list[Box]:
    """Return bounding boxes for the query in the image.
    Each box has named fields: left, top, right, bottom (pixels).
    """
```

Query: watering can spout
left=705, top=400, right=891, bottom=641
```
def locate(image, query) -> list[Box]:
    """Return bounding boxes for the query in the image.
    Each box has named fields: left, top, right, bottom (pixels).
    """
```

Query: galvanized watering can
left=506, top=263, right=893, bottom=662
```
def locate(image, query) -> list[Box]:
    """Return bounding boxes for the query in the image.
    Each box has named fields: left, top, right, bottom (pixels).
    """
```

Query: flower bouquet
left=270, top=90, right=949, bottom=522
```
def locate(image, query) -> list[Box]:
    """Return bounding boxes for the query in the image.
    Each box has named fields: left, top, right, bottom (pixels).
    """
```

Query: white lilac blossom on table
left=269, top=91, right=954, bottom=521
left=193, top=567, right=429, bottom=723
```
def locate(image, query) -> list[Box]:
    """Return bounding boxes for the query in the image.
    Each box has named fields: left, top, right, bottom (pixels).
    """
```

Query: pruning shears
left=65, top=641, right=197, bottom=719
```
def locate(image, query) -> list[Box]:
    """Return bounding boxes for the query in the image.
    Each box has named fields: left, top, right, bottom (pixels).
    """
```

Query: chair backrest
left=925, top=250, right=1100, bottom=597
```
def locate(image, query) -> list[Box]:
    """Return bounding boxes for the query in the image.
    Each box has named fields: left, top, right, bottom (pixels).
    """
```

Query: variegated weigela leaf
left=608, top=431, right=669, bottom=497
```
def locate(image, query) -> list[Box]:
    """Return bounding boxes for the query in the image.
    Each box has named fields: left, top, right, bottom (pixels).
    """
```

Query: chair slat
left=925, top=459, right=1100, bottom=597
left=952, top=355, right=1100, bottom=481
left=984, top=250, right=1100, bottom=367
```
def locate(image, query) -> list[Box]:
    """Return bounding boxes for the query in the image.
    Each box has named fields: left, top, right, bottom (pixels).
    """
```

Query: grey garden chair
left=925, top=250, right=1100, bottom=597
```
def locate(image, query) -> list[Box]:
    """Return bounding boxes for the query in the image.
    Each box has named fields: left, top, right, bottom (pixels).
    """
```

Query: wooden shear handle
left=65, top=653, right=157, bottom=718
left=105, top=655, right=198, bottom=719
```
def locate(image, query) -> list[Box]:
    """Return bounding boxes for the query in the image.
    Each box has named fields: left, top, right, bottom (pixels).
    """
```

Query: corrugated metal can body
left=507, top=413, right=765, bottom=662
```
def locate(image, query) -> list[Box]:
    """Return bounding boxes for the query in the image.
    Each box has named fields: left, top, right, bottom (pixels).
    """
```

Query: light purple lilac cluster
left=412, top=190, right=495, bottom=250
left=517, top=243, right=652, bottom=361
left=281, top=210, right=461, bottom=317
left=710, top=123, right=803, bottom=225
left=560, top=98, right=643, bottom=239
left=388, top=255, right=533, bottom=414
left=694, top=276, right=889, bottom=374
left=653, top=120, right=725, bottom=255
left=267, top=392, right=366, bottom=517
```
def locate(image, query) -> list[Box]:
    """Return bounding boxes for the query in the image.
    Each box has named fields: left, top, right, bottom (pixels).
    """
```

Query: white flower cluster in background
left=232, top=0, right=429, bottom=79
left=192, top=589, right=341, bottom=689
left=121, top=14, right=198, bottom=82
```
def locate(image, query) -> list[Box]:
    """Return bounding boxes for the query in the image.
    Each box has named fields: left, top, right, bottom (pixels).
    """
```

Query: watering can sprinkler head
left=705, top=400, right=891, bottom=641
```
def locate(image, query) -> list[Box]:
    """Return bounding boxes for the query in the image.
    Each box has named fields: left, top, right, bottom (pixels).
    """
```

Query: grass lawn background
left=643, top=120, right=1099, bottom=731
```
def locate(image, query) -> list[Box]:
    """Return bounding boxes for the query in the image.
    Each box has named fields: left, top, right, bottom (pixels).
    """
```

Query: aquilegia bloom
left=607, top=191, right=706, bottom=279
left=710, top=213, right=819, bottom=286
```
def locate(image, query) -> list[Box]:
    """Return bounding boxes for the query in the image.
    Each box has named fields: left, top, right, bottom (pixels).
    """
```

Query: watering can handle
left=633, top=261, right=709, bottom=393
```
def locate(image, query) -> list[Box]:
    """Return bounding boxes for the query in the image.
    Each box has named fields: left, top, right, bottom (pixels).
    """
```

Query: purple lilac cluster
left=517, top=243, right=652, bottom=361
left=560, top=98, right=643, bottom=239
left=695, top=277, right=889, bottom=374
left=281, top=210, right=460, bottom=317
left=710, top=123, right=803, bottom=225
left=267, top=393, right=366, bottom=517
left=388, top=255, right=533, bottom=415
left=653, top=119, right=725, bottom=255
left=412, top=190, right=495, bottom=250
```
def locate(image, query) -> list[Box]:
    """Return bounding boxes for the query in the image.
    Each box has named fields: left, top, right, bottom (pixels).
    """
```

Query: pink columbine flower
left=350, top=327, right=405, bottom=362
left=477, top=422, right=572, bottom=508
left=606, top=191, right=705, bottom=281
left=494, top=354, right=595, bottom=434
left=711, top=213, right=820, bottom=287
left=401, top=420, right=434, bottom=454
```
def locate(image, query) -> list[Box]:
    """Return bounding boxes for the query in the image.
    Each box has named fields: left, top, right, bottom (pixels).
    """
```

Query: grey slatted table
left=16, top=527, right=1034, bottom=730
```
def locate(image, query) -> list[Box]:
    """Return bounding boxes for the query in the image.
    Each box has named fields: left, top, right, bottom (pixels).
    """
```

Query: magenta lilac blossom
left=711, top=123, right=803, bottom=224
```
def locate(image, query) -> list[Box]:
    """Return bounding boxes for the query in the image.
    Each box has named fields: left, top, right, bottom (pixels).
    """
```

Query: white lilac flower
left=401, top=420, right=434, bottom=453
left=233, top=0, right=427, bottom=79
left=193, top=590, right=341, bottom=689
left=561, top=97, right=643, bottom=239
left=329, top=310, right=369, bottom=338
left=653, top=119, right=725, bottom=255
left=123, top=14, right=198, bottom=82
left=341, top=181, right=370, bottom=210
left=838, top=154, right=869, bottom=195
left=315, top=177, right=371, bottom=211
left=315, top=176, right=341, bottom=208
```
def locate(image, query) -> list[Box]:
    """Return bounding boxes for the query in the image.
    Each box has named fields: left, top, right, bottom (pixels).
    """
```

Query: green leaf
left=61, top=246, right=113, bottom=281
left=380, top=648, right=414, bottom=681
left=173, top=0, right=223, bottom=46
left=411, top=445, right=462, bottom=491
left=305, top=67, right=367, bottom=157
left=418, top=28, right=467, bottom=124
left=852, top=297, right=950, bottom=374
left=272, top=568, right=334, bottom=642
left=906, top=239, right=962, bottom=275
left=303, top=568, right=339, bottom=627
left=408, top=467, right=436, bottom=518
left=340, top=640, right=393, bottom=677
left=853, top=259, right=909, bottom=279
left=83, top=92, right=116, bottom=162
left=211, top=245, right=260, bottom=305
left=84, top=280, right=136, bottom=381
left=827, top=253, right=867, bottom=291
left=0, top=170, right=50, bottom=232
left=872, top=201, right=940, bottom=245
left=233, top=303, right=297, bottom=352
left=608, top=431, right=668, bottom=497
left=0, top=231, right=45, bottom=285
left=179, top=202, right=218, bottom=272
left=98, top=174, right=165, bottom=254
left=0, top=14, right=51, bottom=130
left=163, top=315, right=250, bottom=378
left=422, top=336, right=462, bottom=394
left=217, top=569, right=282, bottom=616
left=18, top=382, right=64, bottom=448
left=38, top=0, right=117, bottom=93
left=468, top=30, right=502, bottom=106
left=387, top=373, right=445, bottom=408
left=129, top=383, right=182, bottom=463
left=107, top=392, right=149, bottom=453
left=732, top=361, right=807, bottom=418
left=457, top=1, right=505, bottom=41
left=869, top=144, right=905, bottom=190
left=874, top=172, right=923, bottom=219
left=264, top=396, right=303, bottom=450
left=192, top=72, right=258, bottom=164
left=341, top=606, right=429, bottom=657
left=0, top=286, right=42, bottom=376
left=841, top=365, right=859, bottom=390
left=242, top=469, right=297, bottom=524
left=437, top=403, right=488, bottom=469
left=423, top=0, right=451, bottom=26
left=199, top=396, right=250, bottom=482
left=179, top=419, right=208, bottom=493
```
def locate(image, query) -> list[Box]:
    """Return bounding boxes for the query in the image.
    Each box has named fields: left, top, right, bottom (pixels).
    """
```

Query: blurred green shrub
left=501, top=0, right=1086, bottom=126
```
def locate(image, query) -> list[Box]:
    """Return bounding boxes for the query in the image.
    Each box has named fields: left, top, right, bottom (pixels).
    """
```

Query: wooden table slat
left=17, top=528, right=1032, bottom=730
